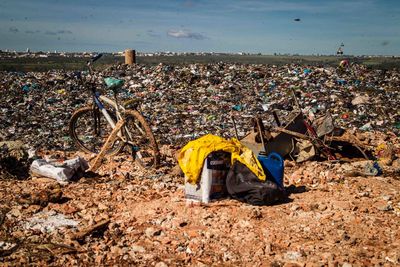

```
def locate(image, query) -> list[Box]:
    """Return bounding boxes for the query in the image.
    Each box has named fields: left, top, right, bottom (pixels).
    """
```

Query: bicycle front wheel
left=69, top=106, right=123, bottom=155
left=122, top=110, right=160, bottom=169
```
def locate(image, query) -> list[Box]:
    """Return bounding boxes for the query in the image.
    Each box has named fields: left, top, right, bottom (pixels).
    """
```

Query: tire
left=122, top=110, right=160, bottom=169
left=69, top=106, right=123, bottom=155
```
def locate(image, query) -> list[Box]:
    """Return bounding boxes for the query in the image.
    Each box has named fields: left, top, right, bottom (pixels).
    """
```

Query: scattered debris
left=1, top=63, right=399, bottom=149
left=0, top=140, right=31, bottom=179
left=72, top=219, right=110, bottom=241
left=0, top=62, right=399, bottom=265
left=30, top=157, right=89, bottom=184
left=23, top=211, right=79, bottom=233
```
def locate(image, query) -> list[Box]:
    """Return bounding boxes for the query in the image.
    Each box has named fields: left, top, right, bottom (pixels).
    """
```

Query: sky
left=1, top=0, right=400, bottom=55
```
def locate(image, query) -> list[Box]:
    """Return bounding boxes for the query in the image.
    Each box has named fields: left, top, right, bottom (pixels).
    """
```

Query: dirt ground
left=1, top=139, right=399, bottom=266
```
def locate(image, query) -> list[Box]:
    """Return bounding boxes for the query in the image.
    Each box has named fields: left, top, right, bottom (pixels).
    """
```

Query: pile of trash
left=1, top=62, right=400, bottom=265
left=1, top=63, right=399, bottom=151
left=179, top=134, right=286, bottom=206
left=0, top=140, right=31, bottom=180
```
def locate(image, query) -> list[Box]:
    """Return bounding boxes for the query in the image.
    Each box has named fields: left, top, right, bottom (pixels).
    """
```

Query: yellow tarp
left=178, top=134, right=266, bottom=184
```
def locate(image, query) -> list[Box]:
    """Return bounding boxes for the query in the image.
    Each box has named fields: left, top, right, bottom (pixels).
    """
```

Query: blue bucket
left=257, top=152, right=284, bottom=188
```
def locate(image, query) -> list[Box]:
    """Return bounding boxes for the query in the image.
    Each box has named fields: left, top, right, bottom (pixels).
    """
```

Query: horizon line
left=1, top=50, right=400, bottom=57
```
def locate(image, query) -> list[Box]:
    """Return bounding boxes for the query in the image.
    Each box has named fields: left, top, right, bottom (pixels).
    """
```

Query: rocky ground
left=1, top=63, right=400, bottom=266
left=1, top=137, right=399, bottom=266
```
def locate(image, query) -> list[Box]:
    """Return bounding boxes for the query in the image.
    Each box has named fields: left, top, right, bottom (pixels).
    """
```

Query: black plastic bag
left=226, top=161, right=287, bottom=206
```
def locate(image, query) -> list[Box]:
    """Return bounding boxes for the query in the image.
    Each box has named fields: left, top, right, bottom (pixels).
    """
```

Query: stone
left=131, top=245, right=146, bottom=253
left=145, top=227, right=162, bottom=238
left=155, top=262, right=168, bottom=267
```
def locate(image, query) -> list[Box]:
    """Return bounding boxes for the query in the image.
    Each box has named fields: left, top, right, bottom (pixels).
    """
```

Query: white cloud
left=167, top=29, right=207, bottom=40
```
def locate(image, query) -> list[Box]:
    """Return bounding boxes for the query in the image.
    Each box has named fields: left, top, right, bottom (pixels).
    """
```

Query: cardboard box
left=185, top=152, right=231, bottom=203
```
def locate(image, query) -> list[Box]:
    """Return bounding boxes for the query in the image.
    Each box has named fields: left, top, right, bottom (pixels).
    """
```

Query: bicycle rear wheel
left=122, top=110, right=160, bottom=169
left=69, top=106, right=123, bottom=155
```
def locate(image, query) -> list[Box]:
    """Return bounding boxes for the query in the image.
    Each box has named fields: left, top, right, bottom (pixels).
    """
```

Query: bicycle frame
left=93, top=91, right=126, bottom=127
left=83, top=55, right=145, bottom=149
left=70, top=54, right=159, bottom=169
left=93, top=91, right=142, bottom=146
left=84, top=57, right=123, bottom=132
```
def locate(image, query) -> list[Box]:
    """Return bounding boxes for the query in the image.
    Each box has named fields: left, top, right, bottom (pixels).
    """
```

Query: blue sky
left=1, top=0, right=400, bottom=55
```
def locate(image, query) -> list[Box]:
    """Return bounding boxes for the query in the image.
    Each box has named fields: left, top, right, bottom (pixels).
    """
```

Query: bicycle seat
left=104, top=77, right=124, bottom=90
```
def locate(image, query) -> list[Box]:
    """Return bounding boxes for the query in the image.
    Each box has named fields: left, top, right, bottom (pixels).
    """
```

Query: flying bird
left=294, top=18, right=301, bottom=22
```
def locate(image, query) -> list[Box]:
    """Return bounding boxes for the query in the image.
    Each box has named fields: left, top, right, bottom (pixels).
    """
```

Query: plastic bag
left=104, top=77, right=124, bottom=89
left=30, top=157, right=88, bottom=184
left=226, top=161, right=287, bottom=206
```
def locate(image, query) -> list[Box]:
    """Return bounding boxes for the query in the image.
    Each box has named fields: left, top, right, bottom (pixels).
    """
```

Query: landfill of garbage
left=1, top=63, right=400, bottom=148
left=1, top=62, right=400, bottom=265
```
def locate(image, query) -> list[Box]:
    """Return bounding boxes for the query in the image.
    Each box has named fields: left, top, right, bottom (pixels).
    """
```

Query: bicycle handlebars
left=82, top=53, right=104, bottom=92
left=86, top=54, right=102, bottom=75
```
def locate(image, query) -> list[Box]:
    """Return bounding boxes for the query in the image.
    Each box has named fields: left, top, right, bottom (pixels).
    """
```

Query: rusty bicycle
left=68, top=54, right=160, bottom=169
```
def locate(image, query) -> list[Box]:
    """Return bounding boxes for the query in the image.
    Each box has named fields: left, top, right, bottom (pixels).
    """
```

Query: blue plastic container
left=257, top=152, right=284, bottom=188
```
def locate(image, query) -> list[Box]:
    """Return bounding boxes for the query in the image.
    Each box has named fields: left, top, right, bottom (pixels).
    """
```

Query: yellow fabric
left=178, top=134, right=266, bottom=184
